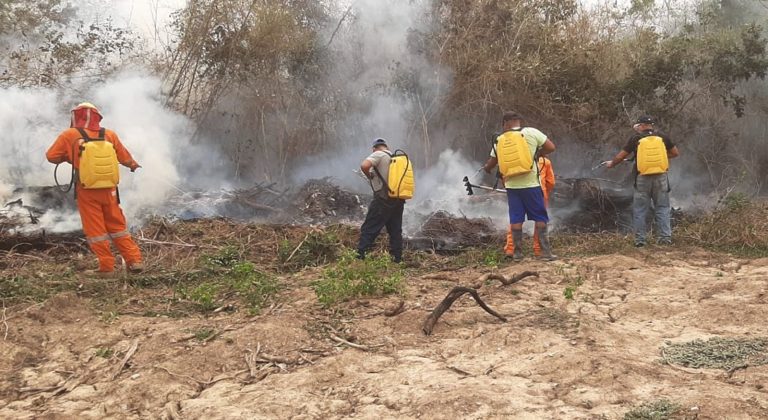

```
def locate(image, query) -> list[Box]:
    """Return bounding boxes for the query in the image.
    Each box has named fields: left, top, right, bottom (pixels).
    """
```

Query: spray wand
left=591, top=158, right=631, bottom=171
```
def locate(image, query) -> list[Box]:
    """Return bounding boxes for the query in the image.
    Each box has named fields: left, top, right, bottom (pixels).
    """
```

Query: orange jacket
left=46, top=127, right=139, bottom=171
left=538, top=156, right=555, bottom=200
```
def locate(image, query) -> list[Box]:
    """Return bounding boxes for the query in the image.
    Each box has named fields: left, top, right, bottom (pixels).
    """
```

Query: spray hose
left=54, top=163, right=75, bottom=193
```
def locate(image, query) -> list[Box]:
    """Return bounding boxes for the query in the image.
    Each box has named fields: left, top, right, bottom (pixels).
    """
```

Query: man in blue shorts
left=483, top=111, right=557, bottom=261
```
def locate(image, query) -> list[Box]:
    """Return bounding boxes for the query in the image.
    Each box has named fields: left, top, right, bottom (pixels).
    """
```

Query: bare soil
left=2, top=242, right=768, bottom=419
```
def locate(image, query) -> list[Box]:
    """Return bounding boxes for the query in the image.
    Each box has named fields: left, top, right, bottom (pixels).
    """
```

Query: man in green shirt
left=483, top=112, right=557, bottom=261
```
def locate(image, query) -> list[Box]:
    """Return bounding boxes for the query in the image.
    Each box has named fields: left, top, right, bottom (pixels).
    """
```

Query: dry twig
left=329, top=334, right=376, bottom=351
left=384, top=299, right=405, bottom=317
left=474, top=271, right=539, bottom=288
left=112, top=339, right=139, bottom=380
left=422, top=286, right=507, bottom=335
left=284, top=232, right=310, bottom=263
left=2, top=300, right=8, bottom=340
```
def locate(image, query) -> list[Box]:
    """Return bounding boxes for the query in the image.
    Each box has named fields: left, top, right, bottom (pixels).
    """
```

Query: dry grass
left=553, top=232, right=636, bottom=256
left=677, top=199, right=768, bottom=256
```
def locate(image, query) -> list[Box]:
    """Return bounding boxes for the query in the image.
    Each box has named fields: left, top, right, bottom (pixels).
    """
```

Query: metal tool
left=592, top=158, right=632, bottom=171
left=462, top=176, right=506, bottom=195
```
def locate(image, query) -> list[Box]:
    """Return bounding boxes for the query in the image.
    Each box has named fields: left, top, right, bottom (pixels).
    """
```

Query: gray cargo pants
left=633, top=173, right=671, bottom=245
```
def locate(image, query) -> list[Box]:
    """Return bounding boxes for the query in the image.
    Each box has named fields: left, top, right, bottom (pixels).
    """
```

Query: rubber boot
left=504, top=226, right=515, bottom=257
left=536, top=225, right=557, bottom=261
left=512, top=229, right=524, bottom=262
left=533, top=228, right=541, bottom=257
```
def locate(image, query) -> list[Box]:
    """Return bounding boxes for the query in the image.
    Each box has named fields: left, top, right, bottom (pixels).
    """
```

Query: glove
left=604, top=160, right=614, bottom=169
left=130, top=163, right=141, bottom=172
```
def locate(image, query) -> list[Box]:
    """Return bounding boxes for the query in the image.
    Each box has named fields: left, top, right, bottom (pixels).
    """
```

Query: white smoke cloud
left=91, top=72, right=192, bottom=216
left=403, top=149, right=509, bottom=234
left=0, top=71, right=209, bottom=231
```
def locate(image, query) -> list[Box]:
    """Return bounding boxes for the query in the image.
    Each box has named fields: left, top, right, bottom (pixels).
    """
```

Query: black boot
left=512, top=229, right=524, bottom=262
left=536, top=225, right=557, bottom=261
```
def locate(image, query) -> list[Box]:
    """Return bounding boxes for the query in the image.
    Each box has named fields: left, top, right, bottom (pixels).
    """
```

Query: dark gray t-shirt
left=366, top=150, right=391, bottom=192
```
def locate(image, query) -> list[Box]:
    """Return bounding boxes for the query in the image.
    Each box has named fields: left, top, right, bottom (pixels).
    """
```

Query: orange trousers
left=77, top=188, right=142, bottom=272
left=504, top=192, right=549, bottom=256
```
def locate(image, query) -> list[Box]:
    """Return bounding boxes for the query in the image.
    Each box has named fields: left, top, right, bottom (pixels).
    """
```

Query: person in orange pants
left=46, top=103, right=144, bottom=276
left=505, top=156, right=555, bottom=257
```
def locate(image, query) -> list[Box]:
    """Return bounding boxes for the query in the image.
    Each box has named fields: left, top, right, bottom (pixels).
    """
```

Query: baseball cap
left=635, top=115, right=655, bottom=125
left=371, top=138, right=388, bottom=148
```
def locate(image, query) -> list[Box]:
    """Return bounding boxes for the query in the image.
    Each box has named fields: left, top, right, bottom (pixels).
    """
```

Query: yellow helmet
left=73, top=102, right=99, bottom=112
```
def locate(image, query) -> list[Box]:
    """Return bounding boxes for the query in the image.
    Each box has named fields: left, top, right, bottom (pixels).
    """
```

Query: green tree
left=0, top=0, right=136, bottom=87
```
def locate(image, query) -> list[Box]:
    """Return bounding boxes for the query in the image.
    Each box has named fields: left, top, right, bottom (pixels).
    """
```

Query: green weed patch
left=313, top=251, right=404, bottom=307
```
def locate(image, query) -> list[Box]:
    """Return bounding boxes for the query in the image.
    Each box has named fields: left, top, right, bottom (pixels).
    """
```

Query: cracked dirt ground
left=2, top=249, right=768, bottom=419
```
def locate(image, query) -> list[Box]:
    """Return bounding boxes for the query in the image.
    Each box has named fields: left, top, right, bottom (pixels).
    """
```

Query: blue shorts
left=506, top=187, right=549, bottom=224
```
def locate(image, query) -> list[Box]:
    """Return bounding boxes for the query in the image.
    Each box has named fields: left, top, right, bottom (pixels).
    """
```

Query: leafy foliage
left=427, top=0, right=767, bottom=133
left=278, top=230, right=342, bottom=271
left=179, top=247, right=282, bottom=313
left=313, top=250, right=404, bottom=307
left=164, top=0, right=336, bottom=180
left=0, top=0, right=135, bottom=87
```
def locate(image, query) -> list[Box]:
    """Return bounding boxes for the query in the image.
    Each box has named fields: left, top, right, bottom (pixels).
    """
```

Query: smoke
left=0, top=71, right=218, bottom=232
left=288, top=0, right=515, bottom=235
left=403, top=149, right=508, bottom=233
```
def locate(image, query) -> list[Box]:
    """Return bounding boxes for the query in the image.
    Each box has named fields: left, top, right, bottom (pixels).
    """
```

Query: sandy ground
left=2, top=248, right=768, bottom=419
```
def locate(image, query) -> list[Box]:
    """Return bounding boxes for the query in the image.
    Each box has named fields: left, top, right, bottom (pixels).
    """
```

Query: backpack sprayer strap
left=372, top=167, right=392, bottom=200
left=75, top=127, right=106, bottom=142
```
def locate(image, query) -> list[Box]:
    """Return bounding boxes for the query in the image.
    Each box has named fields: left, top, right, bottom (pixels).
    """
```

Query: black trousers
left=357, top=195, right=405, bottom=262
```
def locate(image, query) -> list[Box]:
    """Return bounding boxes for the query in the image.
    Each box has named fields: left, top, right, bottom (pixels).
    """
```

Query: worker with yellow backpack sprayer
left=357, top=138, right=414, bottom=263
left=502, top=156, right=556, bottom=258
left=483, top=111, right=556, bottom=262
left=604, top=115, right=680, bottom=247
left=46, top=103, right=144, bottom=277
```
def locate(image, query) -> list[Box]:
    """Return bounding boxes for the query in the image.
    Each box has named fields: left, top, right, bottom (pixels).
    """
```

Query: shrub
left=312, top=251, right=404, bottom=307
left=278, top=230, right=342, bottom=271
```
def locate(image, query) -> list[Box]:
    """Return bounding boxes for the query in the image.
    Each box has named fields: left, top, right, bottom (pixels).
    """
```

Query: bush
left=312, top=251, right=404, bottom=307
left=278, top=229, right=342, bottom=271
left=678, top=199, right=768, bottom=255
left=229, top=262, right=281, bottom=315
left=179, top=282, right=219, bottom=311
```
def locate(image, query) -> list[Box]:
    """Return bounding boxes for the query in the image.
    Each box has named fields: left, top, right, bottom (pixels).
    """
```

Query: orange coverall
left=46, top=127, right=142, bottom=272
left=505, top=156, right=556, bottom=256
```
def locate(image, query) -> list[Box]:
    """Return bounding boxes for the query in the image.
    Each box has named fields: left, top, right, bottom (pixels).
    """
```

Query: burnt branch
left=422, top=287, right=507, bottom=336
left=476, top=271, right=539, bottom=287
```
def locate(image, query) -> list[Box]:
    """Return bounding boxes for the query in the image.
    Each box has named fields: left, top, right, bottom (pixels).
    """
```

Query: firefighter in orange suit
left=46, top=103, right=144, bottom=276
left=504, top=156, right=555, bottom=257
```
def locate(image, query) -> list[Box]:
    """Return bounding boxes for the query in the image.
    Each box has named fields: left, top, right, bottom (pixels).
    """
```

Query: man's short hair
left=502, top=111, right=524, bottom=123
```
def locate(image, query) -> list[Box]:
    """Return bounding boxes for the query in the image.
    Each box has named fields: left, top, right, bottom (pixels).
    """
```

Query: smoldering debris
left=290, top=178, right=367, bottom=224
left=162, top=182, right=292, bottom=220
left=407, top=210, right=503, bottom=251
left=161, top=178, right=366, bottom=224
left=0, top=176, right=678, bottom=254
left=1, top=187, right=84, bottom=252
left=551, top=178, right=634, bottom=232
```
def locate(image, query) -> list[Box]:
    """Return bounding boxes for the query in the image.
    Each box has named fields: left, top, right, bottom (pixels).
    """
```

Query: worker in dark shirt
left=605, top=115, right=680, bottom=247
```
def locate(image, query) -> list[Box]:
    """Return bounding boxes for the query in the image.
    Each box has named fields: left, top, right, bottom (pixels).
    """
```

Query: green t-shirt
left=490, top=127, right=548, bottom=189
